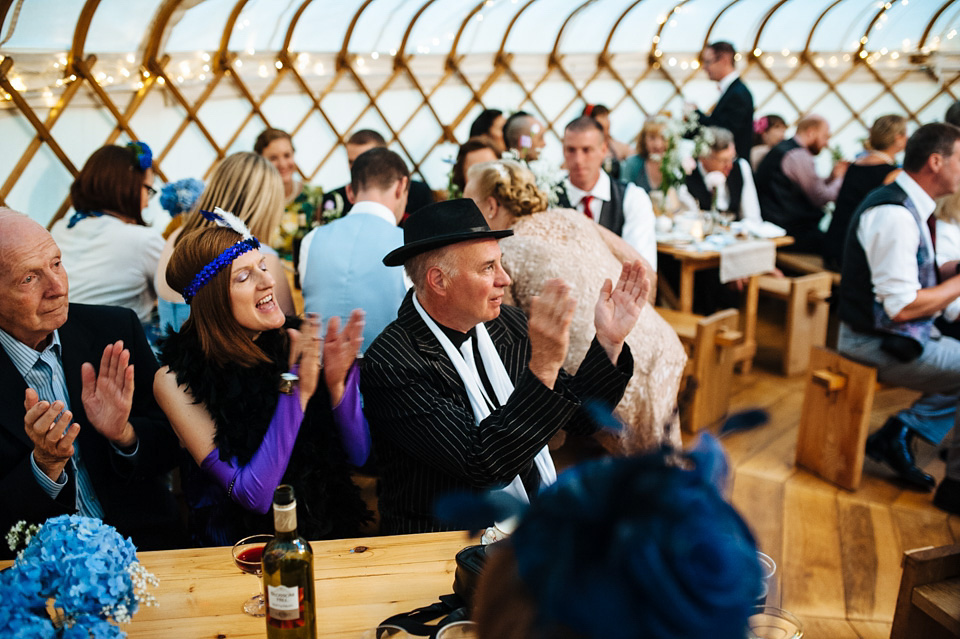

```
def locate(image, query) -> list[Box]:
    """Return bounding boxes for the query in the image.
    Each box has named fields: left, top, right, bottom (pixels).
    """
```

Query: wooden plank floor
left=707, top=347, right=960, bottom=638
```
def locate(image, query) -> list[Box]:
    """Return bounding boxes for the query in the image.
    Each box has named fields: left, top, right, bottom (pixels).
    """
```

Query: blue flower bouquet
left=1, top=515, right=157, bottom=638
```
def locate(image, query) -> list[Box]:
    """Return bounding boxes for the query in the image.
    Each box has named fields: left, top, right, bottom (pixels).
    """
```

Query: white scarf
left=412, top=294, right=557, bottom=512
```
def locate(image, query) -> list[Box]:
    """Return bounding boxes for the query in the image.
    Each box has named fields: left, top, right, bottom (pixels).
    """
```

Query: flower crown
left=126, top=141, right=153, bottom=171
left=181, top=207, right=260, bottom=304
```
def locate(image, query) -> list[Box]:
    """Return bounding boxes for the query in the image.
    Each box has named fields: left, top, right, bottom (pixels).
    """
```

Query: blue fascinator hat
left=437, top=431, right=763, bottom=639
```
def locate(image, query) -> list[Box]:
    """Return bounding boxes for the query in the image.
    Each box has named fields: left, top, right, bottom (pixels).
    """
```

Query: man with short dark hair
left=361, top=199, right=644, bottom=534
left=558, top=116, right=657, bottom=271
left=837, top=123, right=960, bottom=499
left=755, top=114, right=849, bottom=253
left=321, top=129, right=434, bottom=218
left=300, top=147, right=410, bottom=350
left=0, top=209, right=182, bottom=554
left=688, top=41, right=754, bottom=160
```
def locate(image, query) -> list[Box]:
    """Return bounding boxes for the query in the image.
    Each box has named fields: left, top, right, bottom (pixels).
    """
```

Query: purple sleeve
left=330, top=363, right=371, bottom=467
left=200, top=387, right=304, bottom=514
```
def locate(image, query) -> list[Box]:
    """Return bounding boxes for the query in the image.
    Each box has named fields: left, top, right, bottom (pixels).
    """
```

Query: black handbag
left=376, top=545, right=487, bottom=638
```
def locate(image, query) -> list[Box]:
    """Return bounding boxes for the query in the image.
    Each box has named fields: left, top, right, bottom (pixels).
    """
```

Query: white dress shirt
left=857, top=171, right=960, bottom=321
left=563, top=171, right=658, bottom=271
left=717, top=70, right=740, bottom=96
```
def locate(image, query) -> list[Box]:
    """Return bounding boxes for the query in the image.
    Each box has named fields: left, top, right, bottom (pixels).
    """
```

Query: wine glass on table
left=232, top=533, right=274, bottom=616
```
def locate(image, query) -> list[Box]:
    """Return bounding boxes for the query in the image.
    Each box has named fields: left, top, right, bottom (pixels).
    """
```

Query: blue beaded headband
left=181, top=208, right=261, bottom=304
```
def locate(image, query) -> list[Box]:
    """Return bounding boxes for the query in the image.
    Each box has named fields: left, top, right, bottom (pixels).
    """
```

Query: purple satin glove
left=200, top=384, right=303, bottom=514
left=332, top=363, right=371, bottom=467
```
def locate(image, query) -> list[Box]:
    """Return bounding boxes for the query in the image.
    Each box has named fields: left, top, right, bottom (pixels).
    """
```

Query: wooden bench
left=892, top=545, right=960, bottom=639
left=775, top=251, right=842, bottom=287
left=757, top=272, right=833, bottom=376
left=657, top=307, right=742, bottom=433
left=795, top=347, right=877, bottom=490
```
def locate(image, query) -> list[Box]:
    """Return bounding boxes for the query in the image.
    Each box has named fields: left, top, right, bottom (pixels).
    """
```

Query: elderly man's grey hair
left=704, top=127, right=735, bottom=156
left=404, top=245, right=461, bottom=292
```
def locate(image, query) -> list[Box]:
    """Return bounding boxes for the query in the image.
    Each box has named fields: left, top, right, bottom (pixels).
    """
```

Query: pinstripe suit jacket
left=361, top=290, right=633, bottom=534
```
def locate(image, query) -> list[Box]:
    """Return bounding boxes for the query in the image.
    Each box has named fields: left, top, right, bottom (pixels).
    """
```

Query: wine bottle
left=263, top=485, right=317, bottom=638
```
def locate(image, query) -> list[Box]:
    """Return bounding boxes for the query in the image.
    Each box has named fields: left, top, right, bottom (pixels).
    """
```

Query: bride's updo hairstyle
left=467, top=159, right=548, bottom=218
left=165, top=226, right=272, bottom=367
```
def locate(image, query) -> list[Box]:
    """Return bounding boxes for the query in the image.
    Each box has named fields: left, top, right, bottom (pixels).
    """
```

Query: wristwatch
left=279, top=372, right=299, bottom=395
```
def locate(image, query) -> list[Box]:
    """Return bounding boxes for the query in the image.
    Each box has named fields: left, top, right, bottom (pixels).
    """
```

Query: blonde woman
left=464, top=159, right=686, bottom=453
left=155, top=152, right=295, bottom=333
left=622, top=117, right=669, bottom=193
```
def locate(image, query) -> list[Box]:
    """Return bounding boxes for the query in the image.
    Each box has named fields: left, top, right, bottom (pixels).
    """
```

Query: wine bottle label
left=267, top=584, right=301, bottom=620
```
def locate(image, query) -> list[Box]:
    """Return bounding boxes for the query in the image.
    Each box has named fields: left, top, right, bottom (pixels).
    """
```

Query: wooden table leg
left=679, top=262, right=696, bottom=313
left=737, top=274, right=760, bottom=373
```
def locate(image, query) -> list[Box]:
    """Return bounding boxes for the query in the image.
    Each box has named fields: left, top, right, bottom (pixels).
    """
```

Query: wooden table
left=2, top=531, right=477, bottom=638
left=658, top=236, right=794, bottom=373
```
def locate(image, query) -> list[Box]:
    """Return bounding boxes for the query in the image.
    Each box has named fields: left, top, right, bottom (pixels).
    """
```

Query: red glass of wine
left=232, top=533, right=274, bottom=616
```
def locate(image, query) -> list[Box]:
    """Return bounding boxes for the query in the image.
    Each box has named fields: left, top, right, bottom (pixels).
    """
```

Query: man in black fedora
left=361, top=198, right=646, bottom=535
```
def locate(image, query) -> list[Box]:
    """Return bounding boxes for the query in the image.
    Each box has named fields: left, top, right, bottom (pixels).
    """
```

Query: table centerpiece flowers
left=1, top=515, right=158, bottom=638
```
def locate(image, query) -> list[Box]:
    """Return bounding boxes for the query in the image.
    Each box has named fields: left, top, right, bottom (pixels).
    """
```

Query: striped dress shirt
left=0, top=328, right=105, bottom=518
left=361, top=290, right=633, bottom=535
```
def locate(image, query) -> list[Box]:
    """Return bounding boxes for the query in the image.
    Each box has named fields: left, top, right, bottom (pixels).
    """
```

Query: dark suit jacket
left=322, top=179, right=435, bottom=221
left=697, top=77, right=755, bottom=161
left=361, top=290, right=633, bottom=535
left=0, top=304, right=182, bottom=554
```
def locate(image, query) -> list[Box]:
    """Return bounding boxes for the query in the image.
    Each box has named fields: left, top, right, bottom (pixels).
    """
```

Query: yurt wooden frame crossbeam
left=0, top=0, right=958, bottom=227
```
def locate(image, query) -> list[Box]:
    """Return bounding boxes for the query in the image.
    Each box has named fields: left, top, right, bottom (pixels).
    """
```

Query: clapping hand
left=594, top=260, right=649, bottom=364
left=527, top=279, right=577, bottom=389
left=323, top=310, right=365, bottom=406
left=81, top=341, right=137, bottom=449
left=24, top=389, right=79, bottom=481
left=289, top=314, right=321, bottom=410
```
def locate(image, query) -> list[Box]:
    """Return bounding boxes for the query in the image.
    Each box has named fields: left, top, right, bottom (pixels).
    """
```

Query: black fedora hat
left=383, top=198, right=513, bottom=266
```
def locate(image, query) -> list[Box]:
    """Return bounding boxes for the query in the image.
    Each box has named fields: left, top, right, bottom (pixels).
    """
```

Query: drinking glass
left=746, top=606, right=803, bottom=639
left=436, top=621, right=479, bottom=639
left=232, top=533, right=273, bottom=616
left=755, top=551, right=777, bottom=606
left=361, top=625, right=412, bottom=639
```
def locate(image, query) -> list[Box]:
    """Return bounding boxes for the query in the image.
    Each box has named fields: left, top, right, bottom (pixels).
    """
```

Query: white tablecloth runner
left=719, top=239, right=776, bottom=283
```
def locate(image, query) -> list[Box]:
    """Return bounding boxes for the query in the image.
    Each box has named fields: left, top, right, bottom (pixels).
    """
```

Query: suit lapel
left=0, top=346, right=32, bottom=448
left=396, top=292, right=464, bottom=391
left=57, top=308, right=91, bottom=430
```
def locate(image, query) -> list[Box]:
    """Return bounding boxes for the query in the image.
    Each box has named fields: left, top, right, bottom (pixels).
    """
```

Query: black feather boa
left=158, top=327, right=371, bottom=544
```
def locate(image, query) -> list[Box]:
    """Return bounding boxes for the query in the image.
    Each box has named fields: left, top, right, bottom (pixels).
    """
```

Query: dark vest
left=755, top=138, right=824, bottom=232
left=557, top=174, right=628, bottom=236
left=839, top=182, right=937, bottom=357
left=685, top=162, right=744, bottom=216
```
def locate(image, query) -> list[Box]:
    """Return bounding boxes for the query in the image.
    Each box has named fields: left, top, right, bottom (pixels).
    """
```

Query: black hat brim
left=383, top=228, right=514, bottom=266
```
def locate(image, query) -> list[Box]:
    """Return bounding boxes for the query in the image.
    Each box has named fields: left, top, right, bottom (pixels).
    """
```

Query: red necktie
left=581, top=195, right=593, bottom=220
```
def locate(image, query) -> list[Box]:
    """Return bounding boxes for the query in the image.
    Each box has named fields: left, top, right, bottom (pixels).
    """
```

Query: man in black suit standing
left=361, top=199, right=644, bottom=535
left=689, top=41, right=754, bottom=161
left=0, top=209, right=182, bottom=554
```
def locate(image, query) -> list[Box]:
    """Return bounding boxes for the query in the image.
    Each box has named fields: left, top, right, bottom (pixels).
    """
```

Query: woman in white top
left=51, top=142, right=164, bottom=331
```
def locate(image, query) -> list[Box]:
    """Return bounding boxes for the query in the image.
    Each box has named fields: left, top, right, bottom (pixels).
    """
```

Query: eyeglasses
left=143, top=184, right=157, bottom=199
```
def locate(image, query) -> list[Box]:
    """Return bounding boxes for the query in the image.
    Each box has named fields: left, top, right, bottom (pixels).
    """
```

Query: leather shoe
left=934, top=477, right=960, bottom=515
left=865, top=419, right=936, bottom=491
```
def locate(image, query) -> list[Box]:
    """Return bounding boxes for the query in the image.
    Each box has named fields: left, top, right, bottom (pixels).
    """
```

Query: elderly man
left=0, top=209, right=181, bottom=553
left=684, top=126, right=762, bottom=224
left=558, top=116, right=658, bottom=271
left=300, top=147, right=410, bottom=350
left=688, top=41, right=755, bottom=160
left=838, top=123, right=960, bottom=499
left=755, top=114, right=849, bottom=252
left=361, top=199, right=643, bottom=534
left=503, top=112, right=546, bottom=161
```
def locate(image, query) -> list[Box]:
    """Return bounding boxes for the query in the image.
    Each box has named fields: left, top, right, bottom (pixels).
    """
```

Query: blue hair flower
left=159, top=178, right=204, bottom=217
left=126, top=141, right=153, bottom=171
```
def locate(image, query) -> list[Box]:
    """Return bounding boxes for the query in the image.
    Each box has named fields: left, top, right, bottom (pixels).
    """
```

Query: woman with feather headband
left=153, top=209, right=372, bottom=546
